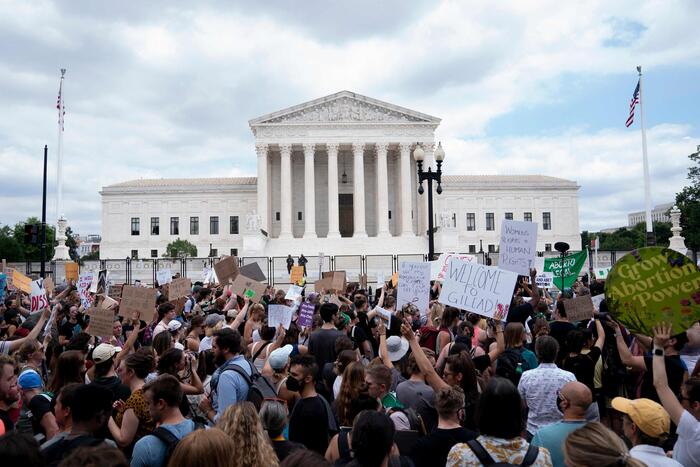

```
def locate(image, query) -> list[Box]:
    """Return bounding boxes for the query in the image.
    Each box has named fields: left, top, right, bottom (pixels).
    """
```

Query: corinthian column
left=375, top=143, right=390, bottom=237
left=255, top=143, right=268, bottom=233
left=279, top=144, right=293, bottom=238
left=352, top=142, right=367, bottom=238
left=303, top=143, right=317, bottom=239
left=399, top=143, right=413, bottom=236
left=327, top=143, right=341, bottom=238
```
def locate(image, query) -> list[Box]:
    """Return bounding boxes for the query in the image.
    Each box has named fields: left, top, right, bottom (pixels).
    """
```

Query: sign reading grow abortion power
left=605, top=247, right=700, bottom=336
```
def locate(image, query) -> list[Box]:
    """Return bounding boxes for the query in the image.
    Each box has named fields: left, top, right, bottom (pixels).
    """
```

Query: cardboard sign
left=432, top=253, right=477, bottom=281
left=0, top=273, right=6, bottom=302
left=169, top=296, right=187, bottom=315
left=298, top=302, right=315, bottom=327
left=285, top=284, right=304, bottom=301
left=359, top=274, right=367, bottom=289
left=606, top=247, right=700, bottom=335
left=120, top=285, right=157, bottom=318
left=231, top=275, right=266, bottom=302
left=439, top=258, right=518, bottom=320
left=156, top=268, right=173, bottom=285
left=30, top=279, right=50, bottom=313
left=99, top=295, right=119, bottom=310
left=168, top=278, right=191, bottom=300
left=397, top=262, right=431, bottom=316
left=239, top=262, right=266, bottom=282
left=44, top=277, right=55, bottom=296
left=268, top=305, right=294, bottom=330
left=77, top=272, right=95, bottom=309
left=313, top=277, right=332, bottom=292
left=109, top=283, right=124, bottom=299
left=534, top=272, right=554, bottom=289
left=563, top=295, right=594, bottom=322
left=499, top=219, right=538, bottom=276
left=65, top=262, right=79, bottom=282
left=214, top=256, right=240, bottom=285
left=391, top=272, right=398, bottom=287
left=331, top=271, right=346, bottom=291
left=87, top=307, right=115, bottom=337
left=13, top=270, right=32, bottom=294
left=290, top=266, right=304, bottom=284
left=544, top=250, right=587, bottom=290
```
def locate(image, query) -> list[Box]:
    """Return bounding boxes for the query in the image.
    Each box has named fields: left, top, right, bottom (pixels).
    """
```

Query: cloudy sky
left=1, top=0, right=699, bottom=237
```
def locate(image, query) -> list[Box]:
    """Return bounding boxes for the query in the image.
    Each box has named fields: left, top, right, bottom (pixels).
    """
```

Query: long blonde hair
left=216, top=402, right=279, bottom=467
left=336, top=362, right=367, bottom=426
left=564, top=422, right=645, bottom=467
left=168, top=428, right=234, bottom=467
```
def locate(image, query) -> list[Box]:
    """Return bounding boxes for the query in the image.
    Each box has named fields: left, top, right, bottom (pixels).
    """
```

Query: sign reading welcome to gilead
left=605, top=247, right=700, bottom=335
left=439, top=257, right=518, bottom=320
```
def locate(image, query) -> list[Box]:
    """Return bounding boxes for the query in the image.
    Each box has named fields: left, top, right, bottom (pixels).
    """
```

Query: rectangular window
left=488, top=244, right=496, bottom=253
left=210, top=216, right=219, bottom=235
left=524, top=212, right=532, bottom=222
left=130, top=249, right=138, bottom=259
left=388, top=210, right=392, bottom=220
left=466, top=213, right=476, bottom=231
left=468, top=244, right=476, bottom=253
left=131, top=218, right=140, bottom=236
left=543, top=212, right=552, bottom=230
left=230, top=248, right=238, bottom=256
left=230, top=216, right=239, bottom=235
left=486, top=213, right=495, bottom=231
left=276, top=212, right=280, bottom=221
left=190, top=216, right=199, bottom=235
left=505, top=212, right=513, bottom=220
left=170, top=217, right=179, bottom=235
left=545, top=243, right=552, bottom=252
left=150, top=249, right=158, bottom=258
left=452, top=213, right=456, bottom=228
left=297, top=212, right=303, bottom=221
left=210, top=248, right=218, bottom=257
left=150, top=217, right=159, bottom=235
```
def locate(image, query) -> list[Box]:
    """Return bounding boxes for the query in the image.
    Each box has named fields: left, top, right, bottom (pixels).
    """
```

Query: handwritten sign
left=377, top=272, right=386, bottom=288
left=156, top=268, right=173, bottom=285
left=169, top=296, right=187, bottom=315
left=439, top=258, right=518, bottom=320
left=268, top=305, right=294, bottom=330
left=30, top=279, right=50, bottom=313
left=563, top=295, right=594, bottom=322
left=285, top=284, right=303, bottom=301
left=313, top=277, right=331, bottom=292
left=499, top=219, right=537, bottom=276
left=77, top=272, right=94, bottom=309
left=231, top=275, right=266, bottom=302
left=298, top=302, right=315, bottom=327
left=331, top=271, right=346, bottom=291
left=109, top=283, right=124, bottom=299
left=397, top=262, right=431, bottom=316
left=168, top=277, right=191, bottom=300
left=202, top=266, right=214, bottom=284
left=290, top=266, right=304, bottom=284
left=214, top=256, right=239, bottom=285
left=100, top=295, right=119, bottom=311
left=432, top=253, right=477, bottom=281
left=13, top=270, right=32, bottom=294
left=65, top=262, right=79, bottom=282
left=534, top=272, right=554, bottom=289
left=239, top=262, right=266, bottom=282
left=87, top=307, right=115, bottom=337
left=120, top=285, right=157, bottom=318
left=375, top=306, right=393, bottom=326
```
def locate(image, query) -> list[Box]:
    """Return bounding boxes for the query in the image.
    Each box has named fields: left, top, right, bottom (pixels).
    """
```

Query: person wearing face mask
left=287, top=354, right=338, bottom=455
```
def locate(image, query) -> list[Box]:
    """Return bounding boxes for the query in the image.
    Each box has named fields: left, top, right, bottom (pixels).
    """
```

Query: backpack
left=495, top=348, right=529, bottom=385
left=150, top=421, right=205, bottom=466
left=210, top=358, right=277, bottom=411
left=387, top=407, right=427, bottom=436
left=466, top=439, right=539, bottom=466
left=418, top=327, right=441, bottom=353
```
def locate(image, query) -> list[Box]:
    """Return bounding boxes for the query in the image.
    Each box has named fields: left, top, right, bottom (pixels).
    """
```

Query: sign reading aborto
left=499, top=219, right=538, bottom=276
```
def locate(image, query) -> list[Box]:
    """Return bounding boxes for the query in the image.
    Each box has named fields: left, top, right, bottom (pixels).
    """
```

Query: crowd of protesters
left=0, top=264, right=699, bottom=467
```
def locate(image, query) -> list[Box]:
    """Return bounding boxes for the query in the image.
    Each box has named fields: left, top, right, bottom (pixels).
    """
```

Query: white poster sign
left=78, top=272, right=95, bottom=309
left=439, top=258, right=518, bottom=320
left=268, top=305, right=294, bottom=330
left=534, top=256, right=545, bottom=274
left=156, top=269, right=173, bottom=285
left=377, top=272, right=386, bottom=288
left=30, top=279, right=50, bottom=313
left=375, top=306, right=393, bottom=326
left=285, top=284, right=304, bottom=301
left=432, top=253, right=477, bottom=281
left=499, top=219, right=538, bottom=276
left=535, top=272, right=554, bottom=289
left=397, top=261, right=431, bottom=316
left=591, top=293, right=605, bottom=312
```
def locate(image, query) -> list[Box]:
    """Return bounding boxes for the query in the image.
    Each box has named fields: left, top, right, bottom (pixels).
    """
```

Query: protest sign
left=0, top=273, right=6, bottom=302
left=120, top=285, right=157, bottom=318
left=44, top=277, right=55, bottom=296
left=591, top=293, right=605, bottom=312
left=268, top=305, right=294, bottom=330
left=214, top=256, right=239, bottom=285
left=391, top=272, right=398, bottom=287
left=168, top=277, right=191, bottom=300
left=202, top=266, right=214, bottom=284
left=285, top=284, right=303, bottom=301
left=99, top=295, right=119, bottom=311
left=544, top=250, right=587, bottom=290
left=397, top=262, right=431, bottom=316
left=432, top=253, right=477, bottom=281
left=13, top=270, right=32, bottom=294
left=65, top=262, right=79, bottom=282
left=77, top=272, right=94, bottom=309
left=534, top=257, right=545, bottom=274
left=439, top=258, right=518, bottom=320
left=109, top=283, right=124, bottom=299
left=30, top=279, right=50, bottom=313
left=290, top=266, right=304, bottom=285
left=377, top=272, right=386, bottom=288
left=563, top=295, right=594, bottom=322
left=330, top=271, right=346, bottom=291
left=606, top=247, right=700, bottom=335
left=499, top=219, right=538, bottom=276
left=156, top=268, right=173, bottom=285
left=239, top=262, right=266, bottom=282
left=595, top=267, right=611, bottom=279
left=96, top=269, right=108, bottom=294
left=298, top=302, right=315, bottom=327
left=231, top=275, right=266, bottom=302
left=169, top=296, right=187, bottom=315
left=359, top=274, right=367, bottom=289
left=87, top=307, right=115, bottom=337
left=313, top=277, right=331, bottom=292
left=375, top=306, right=393, bottom=326
left=535, top=272, right=554, bottom=289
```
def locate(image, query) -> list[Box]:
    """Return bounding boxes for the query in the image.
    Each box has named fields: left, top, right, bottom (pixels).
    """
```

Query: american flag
left=625, top=79, right=640, bottom=128
left=57, top=70, right=66, bottom=131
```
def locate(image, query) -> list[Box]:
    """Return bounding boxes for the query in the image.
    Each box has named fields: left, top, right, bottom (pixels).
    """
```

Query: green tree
left=594, top=221, right=671, bottom=251
left=164, top=238, right=197, bottom=258
left=0, top=224, right=24, bottom=261
left=8, top=217, right=56, bottom=261
left=676, top=145, right=700, bottom=253
left=80, top=250, right=100, bottom=263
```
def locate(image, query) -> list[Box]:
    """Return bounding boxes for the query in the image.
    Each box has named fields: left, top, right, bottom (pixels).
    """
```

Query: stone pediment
left=250, top=91, right=440, bottom=125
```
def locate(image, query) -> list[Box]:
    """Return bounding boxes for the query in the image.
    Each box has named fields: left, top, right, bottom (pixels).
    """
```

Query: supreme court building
left=100, top=91, right=581, bottom=259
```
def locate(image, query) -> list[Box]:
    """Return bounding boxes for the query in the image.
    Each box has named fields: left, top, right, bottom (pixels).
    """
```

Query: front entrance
left=339, top=194, right=354, bottom=237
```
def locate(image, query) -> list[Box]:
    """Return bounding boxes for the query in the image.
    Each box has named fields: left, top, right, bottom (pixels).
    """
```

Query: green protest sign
left=605, top=247, right=700, bottom=336
left=544, top=250, right=587, bottom=290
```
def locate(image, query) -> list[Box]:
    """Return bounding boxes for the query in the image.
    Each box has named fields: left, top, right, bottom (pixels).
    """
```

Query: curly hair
left=216, top=402, right=279, bottom=467
left=336, top=362, right=366, bottom=426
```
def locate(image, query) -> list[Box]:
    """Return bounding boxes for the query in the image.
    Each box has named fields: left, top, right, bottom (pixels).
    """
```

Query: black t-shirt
left=507, top=303, right=534, bottom=324
left=308, top=328, right=345, bottom=371
left=0, top=408, right=14, bottom=432
left=42, top=435, right=106, bottom=467
left=288, top=395, right=331, bottom=455
left=549, top=321, right=576, bottom=362
left=349, top=325, right=369, bottom=350
left=641, top=354, right=687, bottom=401
left=89, top=376, right=131, bottom=404
left=562, top=347, right=601, bottom=391
left=272, top=439, right=305, bottom=462
left=472, top=354, right=491, bottom=374
left=28, top=393, right=54, bottom=436
left=59, top=320, right=81, bottom=339
left=410, top=427, right=478, bottom=467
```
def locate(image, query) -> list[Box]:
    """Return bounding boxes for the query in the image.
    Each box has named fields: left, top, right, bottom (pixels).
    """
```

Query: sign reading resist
left=499, top=219, right=538, bottom=276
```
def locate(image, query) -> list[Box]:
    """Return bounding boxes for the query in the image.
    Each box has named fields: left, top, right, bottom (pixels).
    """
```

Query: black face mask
left=556, top=395, right=564, bottom=413
left=285, top=376, right=304, bottom=392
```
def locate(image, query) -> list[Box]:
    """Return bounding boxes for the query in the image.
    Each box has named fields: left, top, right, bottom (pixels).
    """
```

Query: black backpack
left=495, top=348, right=528, bottom=385
left=210, top=358, right=278, bottom=410
left=387, top=407, right=427, bottom=436
left=150, top=421, right=205, bottom=466
left=466, top=439, right=539, bottom=466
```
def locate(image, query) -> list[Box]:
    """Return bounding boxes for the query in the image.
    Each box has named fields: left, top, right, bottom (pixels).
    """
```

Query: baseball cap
left=92, top=343, right=118, bottom=364
left=204, top=313, right=225, bottom=328
left=18, top=369, right=43, bottom=390
left=612, top=397, right=670, bottom=438
left=268, top=345, right=293, bottom=371
left=168, top=320, right=182, bottom=332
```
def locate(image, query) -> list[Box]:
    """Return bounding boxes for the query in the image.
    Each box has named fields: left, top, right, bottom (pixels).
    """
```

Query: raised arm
left=487, top=319, right=505, bottom=363
left=115, top=311, right=141, bottom=368
left=652, top=323, right=685, bottom=425
left=377, top=320, right=393, bottom=369
left=593, top=318, right=606, bottom=350
left=528, top=269, right=541, bottom=309
left=6, top=308, right=50, bottom=354
left=607, top=318, right=646, bottom=371
left=401, top=323, right=449, bottom=392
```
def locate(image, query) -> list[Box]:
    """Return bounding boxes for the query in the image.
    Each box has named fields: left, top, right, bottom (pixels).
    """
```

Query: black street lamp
left=415, top=142, right=446, bottom=261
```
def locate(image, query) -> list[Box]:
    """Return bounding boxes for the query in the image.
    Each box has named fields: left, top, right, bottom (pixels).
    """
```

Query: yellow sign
left=13, top=270, right=32, bottom=294
left=391, top=272, right=399, bottom=287
left=65, top=262, right=79, bottom=282
left=290, top=265, right=304, bottom=284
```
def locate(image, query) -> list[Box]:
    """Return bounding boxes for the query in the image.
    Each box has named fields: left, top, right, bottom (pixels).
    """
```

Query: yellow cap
left=612, top=397, right=670, bottom=438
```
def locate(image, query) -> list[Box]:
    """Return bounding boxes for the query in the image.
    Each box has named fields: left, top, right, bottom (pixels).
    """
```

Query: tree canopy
left=164, top=238, right=198, bottom=258
left=675, top=145, right=700, bottom=252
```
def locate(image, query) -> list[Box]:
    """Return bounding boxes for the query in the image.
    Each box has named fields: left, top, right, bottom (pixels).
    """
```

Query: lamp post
left=415, top=142, right=445, bottom=261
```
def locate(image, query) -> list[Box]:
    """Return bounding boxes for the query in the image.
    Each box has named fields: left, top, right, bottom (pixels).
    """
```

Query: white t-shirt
left=333, top=376, right=342, bottom=399
left=153, top=320, right=169, bottom=337
left=673, top=410, right=700, bottom=466
left=199, top=336, right=213, bottom=353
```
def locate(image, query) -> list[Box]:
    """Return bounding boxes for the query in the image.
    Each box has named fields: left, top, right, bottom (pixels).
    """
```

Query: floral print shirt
left=447, top=435, right=553, bottom=467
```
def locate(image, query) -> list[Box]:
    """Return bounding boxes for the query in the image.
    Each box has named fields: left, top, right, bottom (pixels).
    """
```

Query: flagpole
left=52, top=68, right=70, bottom=262
left=638, top=65, right=655, bottom=246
